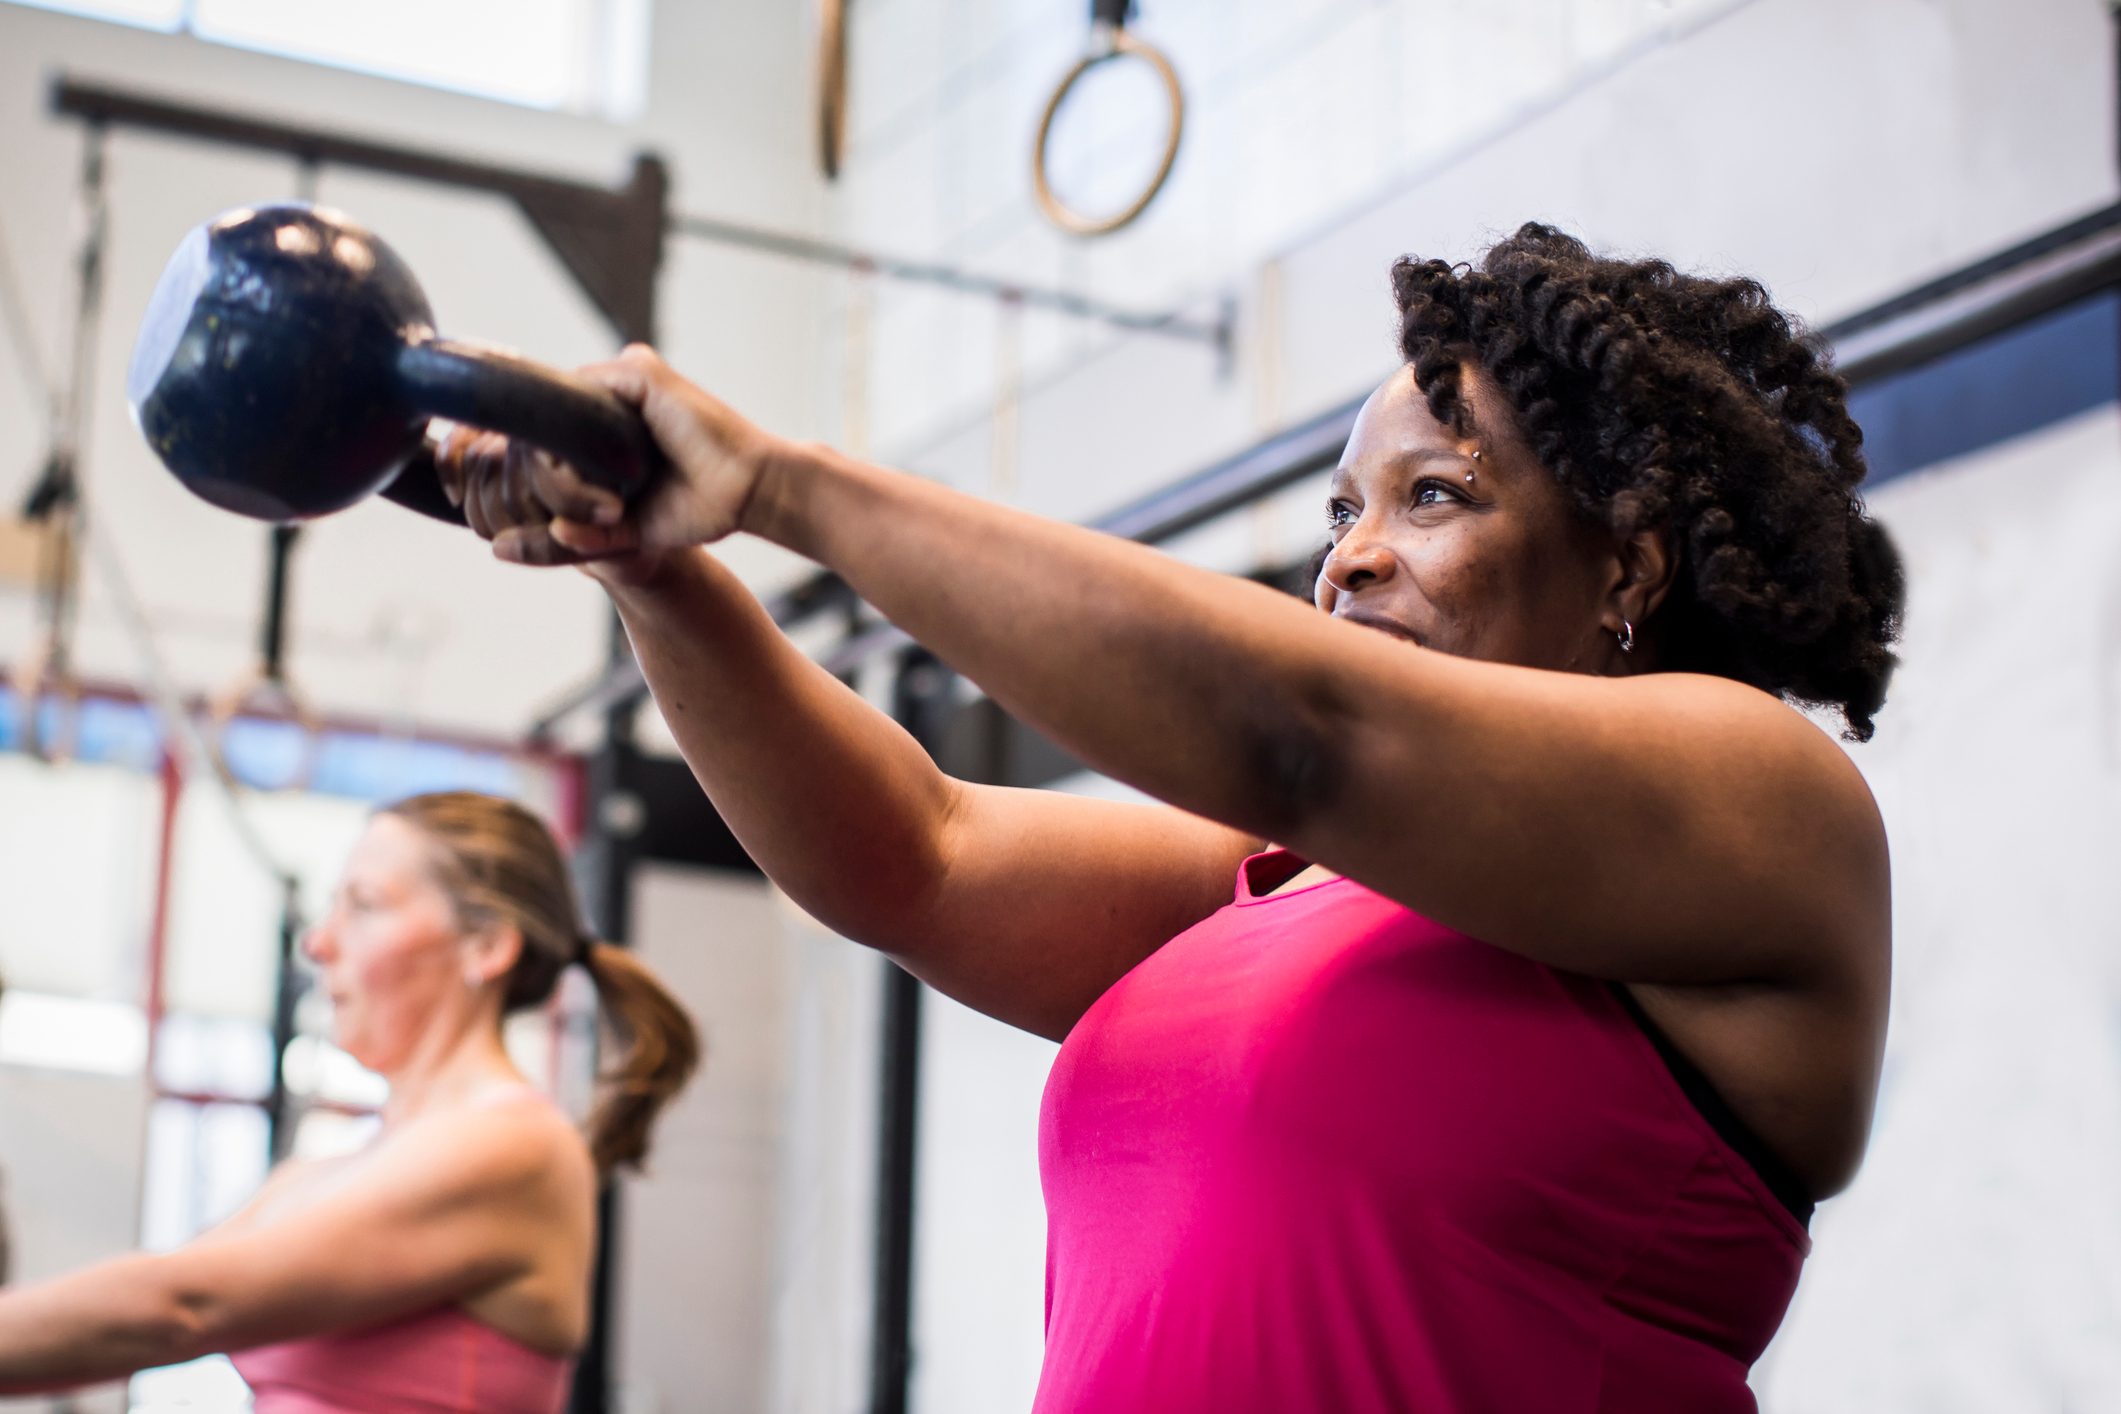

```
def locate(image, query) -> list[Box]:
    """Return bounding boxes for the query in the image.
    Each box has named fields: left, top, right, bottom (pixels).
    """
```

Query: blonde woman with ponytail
left=0, top=791, right=699, bottom=1412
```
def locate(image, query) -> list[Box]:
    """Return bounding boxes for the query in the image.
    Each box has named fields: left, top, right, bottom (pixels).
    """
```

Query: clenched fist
left=435, top=345, right=788, bottom=583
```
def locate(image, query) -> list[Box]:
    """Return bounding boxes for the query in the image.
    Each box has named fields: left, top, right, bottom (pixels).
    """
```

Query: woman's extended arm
left=469, top=349, right=1887, bottom=992
left=592, top=547, right=1254, bottom=1038
left=759, top=447, right=1887, bottom=985
left=0, top=1102, right=580, bottom=1392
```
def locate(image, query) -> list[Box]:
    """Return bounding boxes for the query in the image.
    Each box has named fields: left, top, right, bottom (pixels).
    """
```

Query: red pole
left=142, top=748, right=182, bottom=1080
left=552, top=751, right=590, bottom=849
left=134, top=747, right=183, bottom=1242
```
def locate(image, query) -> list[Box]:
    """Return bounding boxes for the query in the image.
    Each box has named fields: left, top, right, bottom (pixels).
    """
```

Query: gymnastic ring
left=816, top=0, right=850, bottom=180
left=207, top=667, right=323, bottom=792
left=1032, top=26, right=1185, bottom=238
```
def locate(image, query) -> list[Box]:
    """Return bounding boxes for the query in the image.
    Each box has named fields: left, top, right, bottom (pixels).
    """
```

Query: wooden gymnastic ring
left=1032, top=27, right=1185, bottom=238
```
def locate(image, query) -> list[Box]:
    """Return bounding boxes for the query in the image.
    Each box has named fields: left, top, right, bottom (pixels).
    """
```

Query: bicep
left=168, top=1120, right=563, bottom=1354
left=1288, top=661, right=1889, bottom=987
left=202, top=1157, right=315, bottom=1239
left=896, top=784, right=1258, bottom=1040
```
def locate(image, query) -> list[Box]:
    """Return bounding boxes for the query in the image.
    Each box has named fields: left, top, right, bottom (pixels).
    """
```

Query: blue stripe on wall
left=1850, top=292, right=2120, bottom=488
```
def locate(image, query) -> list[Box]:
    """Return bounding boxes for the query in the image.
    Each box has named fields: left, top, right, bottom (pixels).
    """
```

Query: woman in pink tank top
left=445, top=222, right=1901, bottom=1409
left=0, top=793, right=699, bottom=1412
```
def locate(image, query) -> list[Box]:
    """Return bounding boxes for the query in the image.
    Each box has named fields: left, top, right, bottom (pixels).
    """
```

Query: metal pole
left=668, top=210, right=1229, bottom=349
left=263, top=878, right=305, bottom=1161
left=259, top=524, right=299, bottom=682
left=869, top=650, right=949, bottom=1414
left=569, top=680, right=638, bottom=1414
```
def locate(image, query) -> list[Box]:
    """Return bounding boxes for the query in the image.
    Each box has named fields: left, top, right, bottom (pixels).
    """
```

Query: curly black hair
left=1382, top=223, right=1904, bottom=741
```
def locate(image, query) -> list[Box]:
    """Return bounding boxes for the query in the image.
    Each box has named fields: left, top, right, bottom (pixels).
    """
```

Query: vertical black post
left=565, top=152, right=665, bottom=1414
left=871, top=964, right=924, bottom=1414
left=259, top=523, right=299, bottom=680
left=262, top=877, right=304, bottom=1160
left=870, top=649, right=950, bottom=1414
left=569, top=689, right=638, bottom=1414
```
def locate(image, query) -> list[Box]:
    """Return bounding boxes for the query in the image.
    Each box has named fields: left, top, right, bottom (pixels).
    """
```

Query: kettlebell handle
left=389, top=338, right=655, bottom=525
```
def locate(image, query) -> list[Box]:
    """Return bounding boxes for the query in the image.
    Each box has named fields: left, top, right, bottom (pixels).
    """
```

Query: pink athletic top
left=230, top=1305, right=572, bottom=1413
left=1035, top=851, right=1810, bottom=1413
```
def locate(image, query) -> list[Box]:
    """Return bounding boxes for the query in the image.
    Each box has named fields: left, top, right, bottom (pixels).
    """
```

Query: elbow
left=139, top=1265, right=221, bottom=1365
left=164, top=1299, right=220, bottom=1365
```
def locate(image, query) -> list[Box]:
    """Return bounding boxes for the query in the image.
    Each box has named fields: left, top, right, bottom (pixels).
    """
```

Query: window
left=6, top=0, right=652, bottom=119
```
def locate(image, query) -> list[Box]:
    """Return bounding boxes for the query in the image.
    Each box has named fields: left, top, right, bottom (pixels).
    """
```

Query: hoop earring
left=1616, top=620, right=1635, bottom=654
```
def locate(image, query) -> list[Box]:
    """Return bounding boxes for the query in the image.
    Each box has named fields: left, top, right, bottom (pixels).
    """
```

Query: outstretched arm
left=464, top=348, right=1887, bottom=993
left=752, top=445, right=1887, bottom=986
left=0, top=1102, right=583, bottom=1392
left=592, top=546, right=1255, bottom=1038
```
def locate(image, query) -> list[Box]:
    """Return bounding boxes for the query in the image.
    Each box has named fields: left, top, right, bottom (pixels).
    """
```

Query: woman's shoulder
left=1628, top=673, right=1884, bottom=805
left=386, top=1083, right=595, bottom=1198
left=1637, top=672, right=1891, bottom=950
left=462, top=1077, right=576, bottom=1125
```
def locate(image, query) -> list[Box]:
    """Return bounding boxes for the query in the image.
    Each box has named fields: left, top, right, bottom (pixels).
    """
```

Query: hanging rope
left=0, top=208, right=55, bottom=408
left=13, top=125, right=109, bottom=764
left=4, top=121, right=298, bottom=890
left=80, top=496, right=295, bottom=892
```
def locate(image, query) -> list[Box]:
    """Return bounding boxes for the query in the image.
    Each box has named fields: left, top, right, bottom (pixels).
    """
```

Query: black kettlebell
left=127, top=203, right=653, bottom=524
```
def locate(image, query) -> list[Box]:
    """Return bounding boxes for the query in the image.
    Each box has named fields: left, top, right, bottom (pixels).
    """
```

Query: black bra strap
left=1609, top=984, right=1815, bottom=1227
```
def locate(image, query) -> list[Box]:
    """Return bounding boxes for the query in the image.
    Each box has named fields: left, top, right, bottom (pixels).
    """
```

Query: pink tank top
left=230, top=1304, right=572, bottom=1413
left=1035, top=852, right=1810, bottom=1413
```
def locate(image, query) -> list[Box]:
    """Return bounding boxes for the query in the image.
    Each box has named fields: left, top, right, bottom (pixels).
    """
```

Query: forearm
left=750, top=445, right=1353, bottom=842
left=0, top=1253, right=203, bottom=1390
left=604, top=547, right=963, bottom=946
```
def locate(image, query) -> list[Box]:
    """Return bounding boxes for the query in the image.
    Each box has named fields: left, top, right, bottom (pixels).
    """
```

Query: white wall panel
left=1757, top=408, right=2121, bottom=1412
